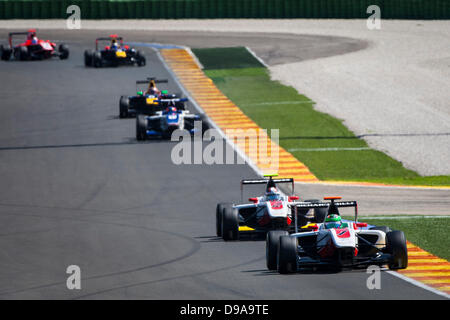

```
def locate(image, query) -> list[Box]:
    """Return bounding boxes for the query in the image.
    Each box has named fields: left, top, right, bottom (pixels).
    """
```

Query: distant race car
left=0, top=29, right=69, bottom=61
left=84, top=34, right=145, bottom=68
left=136, top=102, right=209, bottom=140
left=119, top=78, right=185, bottom=118
left=216, top=175, right=328, bottom=241
left=267, top=197, right=408, bottom=273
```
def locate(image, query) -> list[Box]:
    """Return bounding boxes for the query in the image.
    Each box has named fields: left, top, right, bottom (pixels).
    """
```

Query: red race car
left=0, top=29, right=69, bottom=61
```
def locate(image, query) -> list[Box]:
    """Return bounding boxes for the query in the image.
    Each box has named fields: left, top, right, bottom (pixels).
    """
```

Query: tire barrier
left=0, top=0, right=449, bottom=20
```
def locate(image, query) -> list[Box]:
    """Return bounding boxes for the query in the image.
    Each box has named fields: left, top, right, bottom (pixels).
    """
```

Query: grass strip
left=192, top=47, right=450, bottom=186
left=354, top=216, right=450, bottom=261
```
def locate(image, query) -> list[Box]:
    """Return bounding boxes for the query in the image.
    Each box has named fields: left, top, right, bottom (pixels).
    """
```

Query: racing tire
left=58, top=44, right=69, bottom=60
left=1, top=45, right=12, bottom=61
left=93, top=51, right=102, bottom=68
left=216, top=203, right=231, bottom=237
left=15, top=46, right=28, bottom=61
left=84, top=50, right=94, bottom=67
left=266, top=230, right=289, bottom=270
left=119, top=96, right=130, bottom=118
left=222, top=207, right=239, bottom=241
left=278, top=236, right=298, bottom=274
left=313, top=207, right=328, bottom=224
left=304, top=199, right=328, bottom=223
left=199, top=114, right=210, bottom=135
left=136, top=114, right=148, bottom=141
left=136, top=50, right=146, bottom=67
left=175, top=97, right=185, bottom=110
left=386, top=230, right=408, bottom=270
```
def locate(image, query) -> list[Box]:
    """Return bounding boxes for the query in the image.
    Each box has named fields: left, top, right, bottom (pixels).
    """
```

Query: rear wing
left=8, top=32, right=28, bottom=47
left=136, top=78, right=169, bottom=85
left=136, top=78, right=169, bottom=92
left=95, top=36, right=124, bottom=50
left=154, top=98, right=188, bottom=104
left=240, top=177, right=295, bottom=203
left=294, top=199, right=358, bottom=223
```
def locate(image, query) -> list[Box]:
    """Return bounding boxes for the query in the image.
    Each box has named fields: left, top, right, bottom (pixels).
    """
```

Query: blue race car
left=136, top=103, right=209, bottom=140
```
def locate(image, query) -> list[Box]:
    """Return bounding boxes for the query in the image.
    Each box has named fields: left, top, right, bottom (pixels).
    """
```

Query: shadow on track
left=0, top=139, right=173, bottom=151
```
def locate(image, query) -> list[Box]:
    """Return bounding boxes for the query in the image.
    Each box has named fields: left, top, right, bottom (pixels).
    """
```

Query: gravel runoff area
left=1, top=19, right=449, bottom=176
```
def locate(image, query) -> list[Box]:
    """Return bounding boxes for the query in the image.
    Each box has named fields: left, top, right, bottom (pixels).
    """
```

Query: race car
left=136, top=102, right=209, bottom=140
left=119, top=78, right=185, bottom=118
left=84, top=34, right=145, bottom=68
left=216, top=175, right=328, bottom=241
left=0, top=29, right=69, bottom=61
left=267, top=197, right=408, bottom=273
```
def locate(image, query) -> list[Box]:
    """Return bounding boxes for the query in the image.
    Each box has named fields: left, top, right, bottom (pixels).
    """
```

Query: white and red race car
left=266, top=197, right=408, bottom=273
left=216, top=175, right=327, bottom=241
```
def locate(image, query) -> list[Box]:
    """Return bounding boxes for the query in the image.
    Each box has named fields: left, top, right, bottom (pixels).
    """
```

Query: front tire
left=222, top=207, right=239, bottom=241
left=386, top=230, right=408, bottom=270
left=15, top=46, right=28, bottom=61
left=278, top=236, right=298, bottom=274
left=136, top=50, right=146, bottom=66
left=119, top=96, right=130, bottom=118
left=136, top=114, right=147, bottom=141
left=266, top=230, right=289, bottom=270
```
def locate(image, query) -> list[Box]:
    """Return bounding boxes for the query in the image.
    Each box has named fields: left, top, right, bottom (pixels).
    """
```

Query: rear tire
left=303, top=199, right=328, bottom=223
left=266, top=230, right=289, bottom=270
left=93, top=51, right=102, bottom=68
left=313, top=207, right=328, bottom=223
left=119, top=96, right=130, bottom=118
left=58, top=43, right=69, bottom=60
left=386, top=230, right=408, bottom=270
left=1, top=45, right=12, bottom=61
left=222, top=207, right=239, bottom=241
left=84, top=50, right=93, bottom=67
left=216, top=203, right=231, bottom=237
left=136, top=114, right=147, bottom=141
left=199, top=114, right=210, bottom=135
left=278, top=236, right=298, bottom=274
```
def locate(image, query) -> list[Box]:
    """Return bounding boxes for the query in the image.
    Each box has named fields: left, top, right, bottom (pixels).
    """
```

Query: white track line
left=360, top=215, right=450, bottom=220
left=386, top=270, right=449, bottom=299
left=295, top=180, right=450, bottom=191
left=245, top=46, right=269, bottom=68
left=288, top=147, right=371, bottom=152
left=241, top=101, right=314, bottom=107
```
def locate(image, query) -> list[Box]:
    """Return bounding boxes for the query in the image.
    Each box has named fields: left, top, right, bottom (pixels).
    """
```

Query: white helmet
left=266, top=187, right=281, bottom=201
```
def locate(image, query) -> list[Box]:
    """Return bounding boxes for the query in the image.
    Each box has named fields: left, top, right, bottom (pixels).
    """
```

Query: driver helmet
left=137, top=91, right=144, bottom=96
left=324, top=214, right=342, bottom=229
left=266, top=187, right=281, bottom=201
left=165, top=106, right=177, bottom=113
left=28, top=29, right=36, bottom=39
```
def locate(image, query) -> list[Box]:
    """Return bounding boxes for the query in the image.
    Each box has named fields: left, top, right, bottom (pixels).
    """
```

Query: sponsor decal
left=270, top=200, right=283, bottom=210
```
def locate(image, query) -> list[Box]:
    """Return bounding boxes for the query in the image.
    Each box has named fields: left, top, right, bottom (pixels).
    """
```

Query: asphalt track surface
left=0, top=30, right=446, bottom=299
